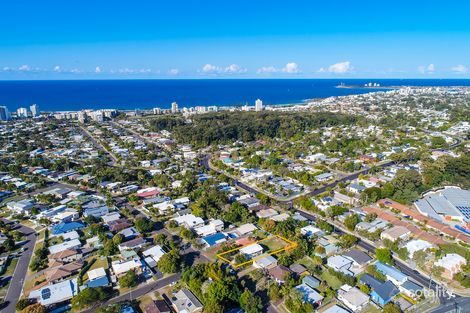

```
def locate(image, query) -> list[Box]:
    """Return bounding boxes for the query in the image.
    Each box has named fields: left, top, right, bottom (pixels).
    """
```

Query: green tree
left=376, top=248, right=393, bottom=265
left=344, top=213, right=360, bottom=231
left=118, top=270, right=138, bottom=288
left=71, top=287, right=109, bottom=309
left=20, top=303, right=46, bottom=313
left=3, top=237, right=15, bottom=251
left=383, top=302, right=401, bottom=313
left=361, top=187, right=382, bottom=204
left=239, top=289, right=263, bottom=313
left=338, top=234, right=358, bottom=249
left=134, top=217, right=155, bottom=233
left=16, top=299, right=33, bottom=311
left=157, top=250, right=181, bottom=273
left=179, top=227, right=196, bottom=240
left=413, top=250, right=427, bottom=268
left=112, top=233, right=124, bottom=245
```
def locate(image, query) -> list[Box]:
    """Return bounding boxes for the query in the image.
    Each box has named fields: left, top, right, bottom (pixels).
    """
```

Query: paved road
left=1, top=219, right=37, bottom=313
left=80, top=273, right=180, bottom=313
left=201, top=154, right=393, bottom=206
left=77, top=124, right=117, bottom=165
left=294, top=209, right=470, bottom=312
left=201, top=156, right=470, bottom=312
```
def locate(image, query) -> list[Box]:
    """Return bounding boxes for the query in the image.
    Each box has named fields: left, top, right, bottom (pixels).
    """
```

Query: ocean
left=1, top=79, right=470, bottom=112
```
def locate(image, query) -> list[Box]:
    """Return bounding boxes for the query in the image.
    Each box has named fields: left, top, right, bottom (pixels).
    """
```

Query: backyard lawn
left=320, top=269, right=342, bottom=290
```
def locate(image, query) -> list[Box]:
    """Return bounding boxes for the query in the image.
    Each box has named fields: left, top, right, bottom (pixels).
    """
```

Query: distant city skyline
left=1, top=0, right=470, bottom=79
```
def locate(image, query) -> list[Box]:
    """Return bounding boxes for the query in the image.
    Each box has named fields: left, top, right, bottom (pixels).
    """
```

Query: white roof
left=405, top=239, right=433, bottom=256
left=142, top=245, right=166, bottom=263
left=48, top=239, right=82, bottom=254
left=254, top=255, right=277, bottom=268
left=236, top=223, right=257, bottom=235
left=209, top=219, right=224, bottom=227
left=61, top=231, right=79, bottom=241
left=328, top=255, right=353, bottom=269
left=87, top=267, right=107, bottom=280
left=271, top=213, right=290, bottom=222
left=29, top=278, right=78, bottom=306
left=435, top=253, right=467, bottom=269
left=172, top=214, right=204, bottom=229
left=102, top=211, right=121, bottom=223
left=323, top=305, right=350, bottom=313
left=195, top=224, right=217, bottom=236
left=112, top=258, right=141, bottom=276
left=301, top=225, right=323, bottom=235
left=174, top=197, right=190, bottom=204
left=240, top=243, right=263, bottom=256
left=340, top=287, right=369, bottom=308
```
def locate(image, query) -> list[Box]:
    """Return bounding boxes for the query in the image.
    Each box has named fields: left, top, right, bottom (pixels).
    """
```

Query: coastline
left=3, top=79, right=470, bottom=113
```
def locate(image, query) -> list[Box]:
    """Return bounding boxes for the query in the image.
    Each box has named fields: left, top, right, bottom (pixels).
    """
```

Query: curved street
left=1, top=219, right=37, bottom=313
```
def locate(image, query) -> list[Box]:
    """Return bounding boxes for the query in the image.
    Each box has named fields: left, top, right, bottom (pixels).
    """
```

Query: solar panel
left=41, top=288, right=51, bottom=300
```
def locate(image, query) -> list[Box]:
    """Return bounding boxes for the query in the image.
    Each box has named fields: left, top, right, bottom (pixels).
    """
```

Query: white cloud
left=201, top=63, right=246, bottom=74
left=257, top=66, right=278, bottom=74
left=317, top=67, right=327, bottom=73
left=282, top=62, right=300, bottom=73
left=168, top=68, right=180, bottom=75
left=418, top=64, right=435, bottom=74
left=95, top=66, right=102, bottom=73
left=451, top=64, right=468, bottom=73
left=18, top=64, right=30, bottom=71
left=202, top=64, right=221, bottom=73
left=327, top=61, right=353, bottom=73
left=224, top=64, right=246, bottom=74
left=53, top=65, right=61, bottom=72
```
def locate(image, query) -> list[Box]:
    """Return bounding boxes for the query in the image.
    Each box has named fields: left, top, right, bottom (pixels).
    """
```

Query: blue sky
left=2, top=0, right=470, bottom=79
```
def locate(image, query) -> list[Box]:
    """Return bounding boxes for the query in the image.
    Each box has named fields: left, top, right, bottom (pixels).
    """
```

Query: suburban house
left=111, top=258, right=143, bottom=278
left=399, top=280, right=424, bottom=300
left=327, top=255, right=354, bottom=276
left=295, top=283, right=324, bottom=307
left=267, top=265, right=291, bottom=284
left=170, top=289, right=204, bottom=313
left=85, top=267, right=110, bottom=288
left=405, top=239, right=433, bottom=258
left=6, top=199, right=34, bottom=213
left=172, top=214, right=204, bottom=229
left=370, top=280, right=399, bottom=306
left=253, top=255, right=277, bottom=269
left=240, top=244, right=263, bottom=259
left=343, top=249, right=373, bottom=273
left=374, top=262, right=408, bottom=286
left=337, top=285, right=370, bottom=312
left=381, top=225, right=412, bottom=242
left=51, top=221, right=85, bottom=236
left=143, top=245, right=166, bottom=267
left=434, top=253, right=467, bottom=280
left=29, top=278, right=78, bottom=306
left=302, top=275, right=321, bottom=289
left=300, top=225, right=324, bottom=238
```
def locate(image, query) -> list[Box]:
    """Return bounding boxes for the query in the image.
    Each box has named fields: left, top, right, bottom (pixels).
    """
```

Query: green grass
left=88, top=256, right=109, bottom=271
left=0, top=258, right=19, bottom=299
left=2, top=258, right=18, bottom=276
left=297, top=256, right=317, bottom=271
left=358, top=303, right=382, bottom=313
left=261, top=236, right=289, bottom=252
left=320, top=269, right=343, bottom=290
left=37, top=229, right=46, bottom=242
